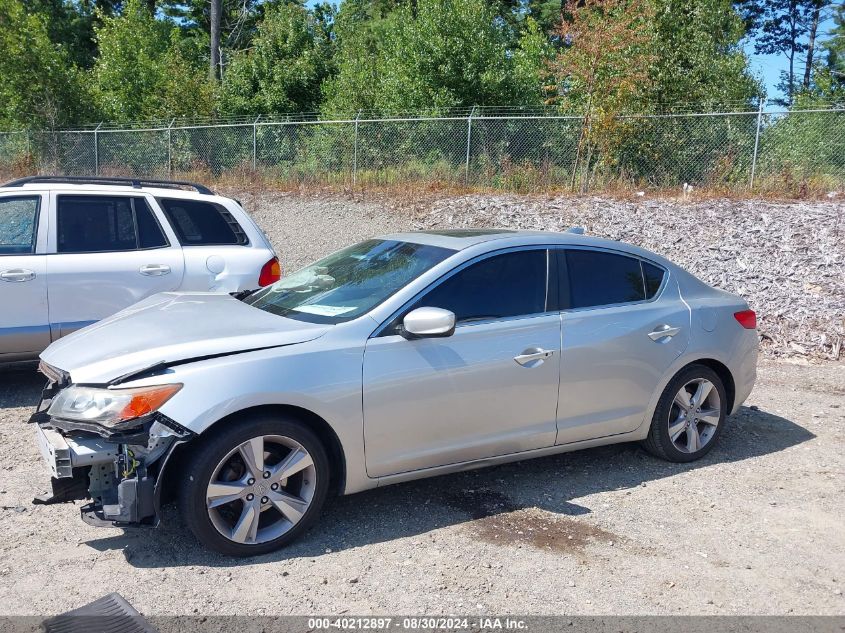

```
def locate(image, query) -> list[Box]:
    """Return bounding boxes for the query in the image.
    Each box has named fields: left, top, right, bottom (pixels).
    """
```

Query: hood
left=41, top=292, right=331, bottom=384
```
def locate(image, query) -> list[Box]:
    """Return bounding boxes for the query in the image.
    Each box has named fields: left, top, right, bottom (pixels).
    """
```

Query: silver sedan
left=32, top=229, right=758, bottom=555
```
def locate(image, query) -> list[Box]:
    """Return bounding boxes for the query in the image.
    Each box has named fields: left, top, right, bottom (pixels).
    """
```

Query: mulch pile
left=415, top=194, right=844, bottom=361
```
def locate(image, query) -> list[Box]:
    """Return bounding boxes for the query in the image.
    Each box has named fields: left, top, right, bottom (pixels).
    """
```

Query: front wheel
left=642, top=364, right=727, bottom=463
left=179, top=415, right=330, bottom=556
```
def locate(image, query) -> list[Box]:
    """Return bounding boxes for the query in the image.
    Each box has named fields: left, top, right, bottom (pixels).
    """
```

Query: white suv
left=0, top=176, right=279, bottom=361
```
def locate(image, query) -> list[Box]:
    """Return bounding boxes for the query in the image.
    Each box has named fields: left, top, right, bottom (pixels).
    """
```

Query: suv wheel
left=642, top=364, right=727, bottom=463
left=179, top=414, right=329, bottom=556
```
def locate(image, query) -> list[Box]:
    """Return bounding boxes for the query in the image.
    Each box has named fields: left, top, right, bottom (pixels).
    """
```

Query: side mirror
left=402, top=307, right=456, bottom=338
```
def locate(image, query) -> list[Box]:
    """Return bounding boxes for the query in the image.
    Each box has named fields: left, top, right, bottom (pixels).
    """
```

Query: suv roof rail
left=1, top=175, right=215, bottom=195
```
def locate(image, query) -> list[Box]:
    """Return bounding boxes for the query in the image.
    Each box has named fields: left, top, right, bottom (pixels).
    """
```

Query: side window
left=158, top=199, right=247, bottom=246
left=642, top=261, right=666, bottom=299
left=0, top=196, right=40, bottom=255
left=56, top=196, right=167, bottom=253
left=415, top=249, right=548, bottom=324
left=565, top=249, right=645, bottom=309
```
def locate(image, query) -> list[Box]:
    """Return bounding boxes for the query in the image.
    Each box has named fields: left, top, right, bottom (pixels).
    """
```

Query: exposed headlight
left=47, top=384, right=182, bottom=428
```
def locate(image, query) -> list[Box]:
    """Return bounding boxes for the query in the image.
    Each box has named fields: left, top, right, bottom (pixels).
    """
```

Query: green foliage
left=219, top=3, right=333, bottom=115
left=0, top=0, right=90, bottom=128
left=648, top=0, right=762, bottom=108
left=91, top=0, right=214, bottom=121
left=323, top=0, right=552, bottom=115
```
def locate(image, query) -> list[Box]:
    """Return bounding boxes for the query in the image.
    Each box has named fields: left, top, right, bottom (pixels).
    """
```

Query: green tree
left=799, top=1, right=845, bottom=101
left=323, top=0, right=551, bottom=115
left=218, top=3, right=333, bottom=115
left=649, top=0, right=761, bottom=108
left=738, top=0, right=834, bottom=105
left=0, top=0, right=90, bottom=127
left=92, top=0, right=214, bottom=121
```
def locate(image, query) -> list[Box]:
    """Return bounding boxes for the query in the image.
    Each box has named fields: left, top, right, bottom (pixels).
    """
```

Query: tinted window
left=135, top=198, right=168, bottom=248
left=57, top=196, right=166, bottom=253
left=0, top=196, right=39, bottom=254
left=159, top=199, right=246, bottom=245
left=566, top=250, right=645, bottom=309
left=643, top=261, right=665, bottom=299
left=416, top=250, right=547, bottom=323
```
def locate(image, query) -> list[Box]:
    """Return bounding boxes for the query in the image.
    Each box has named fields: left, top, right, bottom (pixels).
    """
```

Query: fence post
left=253, top=115, right=261, bottom=171
left=167, top=118, right=175, bottom=178
left=93, top=123, right=102, bottom=176
left=749, top=98, right=765, bottom=190
left=465, top=106, right=476, bottom=185
left=353, top=110, right=361, bottom=186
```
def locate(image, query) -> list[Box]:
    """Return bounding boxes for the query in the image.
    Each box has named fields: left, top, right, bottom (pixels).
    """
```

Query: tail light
left=734, top=309, right=757, bottom=329
left=258, top=257, right=281, bottom=287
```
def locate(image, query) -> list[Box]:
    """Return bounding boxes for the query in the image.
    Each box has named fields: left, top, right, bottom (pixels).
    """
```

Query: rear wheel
left=643, top=364, right=727, bottom=462
left=179, top=414, right=329, bottom=556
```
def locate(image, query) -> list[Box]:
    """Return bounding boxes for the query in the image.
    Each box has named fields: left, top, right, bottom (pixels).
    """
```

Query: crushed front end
left=30, top=361, right=194, bottom=527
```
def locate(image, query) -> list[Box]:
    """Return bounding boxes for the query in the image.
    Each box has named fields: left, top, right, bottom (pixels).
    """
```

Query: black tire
left=178, top=413, right=330, bottom=556
left=642, top=364, right=727, bottom=463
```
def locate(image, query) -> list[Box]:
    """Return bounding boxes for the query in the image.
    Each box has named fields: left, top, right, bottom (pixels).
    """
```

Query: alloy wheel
left=205, top=435, right=317, bottom=545
left=667, top=378, right=721, bottom=454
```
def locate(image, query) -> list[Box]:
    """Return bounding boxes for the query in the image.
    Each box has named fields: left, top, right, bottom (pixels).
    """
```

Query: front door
left=0, top=194, right=50, bottom=358
left=46, top=192, right=185, bottom=337
left=555, top=248, right=691, bottom=445
left=363, top=248, right=561, bottom=478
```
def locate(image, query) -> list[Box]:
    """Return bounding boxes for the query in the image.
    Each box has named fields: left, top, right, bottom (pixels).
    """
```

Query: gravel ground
left=0, top=360, right=842, bottom=616
left=0, top=191, right=843, bottom=617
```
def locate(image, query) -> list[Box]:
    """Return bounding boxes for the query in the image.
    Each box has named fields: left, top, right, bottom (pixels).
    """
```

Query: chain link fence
left=1, top=108, right=843, bottom=193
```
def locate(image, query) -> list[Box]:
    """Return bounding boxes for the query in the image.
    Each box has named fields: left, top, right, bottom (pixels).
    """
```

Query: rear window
left=565, top=249, right=646, bottom=309
left=159, top=198, right=247, bottom=246
left=0, top=196, right=40, bottom=254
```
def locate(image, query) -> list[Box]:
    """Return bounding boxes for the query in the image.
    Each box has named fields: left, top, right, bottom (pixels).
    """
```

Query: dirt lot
left=0, top=192, right=843, bottom=616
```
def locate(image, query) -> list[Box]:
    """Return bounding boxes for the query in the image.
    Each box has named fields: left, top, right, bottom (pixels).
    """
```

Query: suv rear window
left=158, top=199, right=247, bottom=246
left=0, top=196, right=40, bottom=254
left=565, top=249, right=646, bottom=309
left=57, top=196, right=167, bottom=253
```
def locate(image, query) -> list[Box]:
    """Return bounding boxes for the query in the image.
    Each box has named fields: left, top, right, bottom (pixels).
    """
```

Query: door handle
left=0, top=269, right=36, bottom=282
left=514, top=347, right=555, bottom=367
left=139, top=264, right=171, bottom=276
left=648, top=325, right=681, bottom=341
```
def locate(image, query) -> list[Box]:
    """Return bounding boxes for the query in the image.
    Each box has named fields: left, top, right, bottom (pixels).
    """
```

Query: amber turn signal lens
left=117, top=384, right=183, bottom=421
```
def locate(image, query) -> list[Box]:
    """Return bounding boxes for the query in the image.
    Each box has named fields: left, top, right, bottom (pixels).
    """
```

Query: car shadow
left=82, top=405, right=815, bottom=569
left=0, top=363, right=42, bottom=411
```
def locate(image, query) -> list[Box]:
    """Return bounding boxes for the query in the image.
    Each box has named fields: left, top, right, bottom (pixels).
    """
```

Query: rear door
left=46, top=192, right=185, bottom=338
left=556, top=248, right=690, bottom=445
left=0, top=193, right=50, bottom=358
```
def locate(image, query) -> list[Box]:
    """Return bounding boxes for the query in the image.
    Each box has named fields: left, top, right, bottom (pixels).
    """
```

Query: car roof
left=379, top=228, right=670, bottom=265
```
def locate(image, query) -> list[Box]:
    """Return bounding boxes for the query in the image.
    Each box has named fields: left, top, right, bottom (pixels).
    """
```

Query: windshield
left=245, top=239, right=455, bottom=323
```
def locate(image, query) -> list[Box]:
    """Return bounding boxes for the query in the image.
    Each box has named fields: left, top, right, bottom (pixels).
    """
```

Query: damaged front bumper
left=30, top=369, right=194, bottom=527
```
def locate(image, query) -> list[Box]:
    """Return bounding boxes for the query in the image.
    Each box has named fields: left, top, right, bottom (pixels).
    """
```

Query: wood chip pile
left=415, top=195, right=844, bottom=361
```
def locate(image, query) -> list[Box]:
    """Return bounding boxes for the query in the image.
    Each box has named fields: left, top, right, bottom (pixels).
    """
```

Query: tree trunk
left=210, top=0, right=222, bottom=81
left=803, top=2, right=822, bottom=90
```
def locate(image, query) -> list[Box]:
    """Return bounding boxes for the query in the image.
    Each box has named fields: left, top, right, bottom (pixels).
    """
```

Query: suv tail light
left=734, top=309, right=757, bottom=329
left=258, top=257, right=281, bottom=287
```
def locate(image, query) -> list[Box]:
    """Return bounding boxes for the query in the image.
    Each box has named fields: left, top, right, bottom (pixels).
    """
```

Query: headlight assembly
left=47, top=384, right=183, bottom=428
